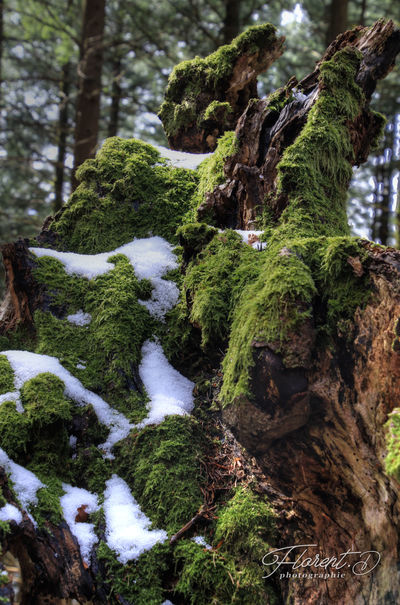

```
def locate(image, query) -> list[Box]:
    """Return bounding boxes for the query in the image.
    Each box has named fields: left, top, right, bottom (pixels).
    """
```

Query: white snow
left=138, top=340, right=194, bottom=426
left=76, top=362, right=86, bottom=370
left=0, top=503, right=23, bottom=524
left=234, top=229, right=266, bottom=249
left=67, top=310, right=92, bottom=326
left=30, top=236, right=179, bottom=320
left=103, top=475, right=167, bottom=563
left=0, top=448, right=44, bottom=511
left=0, top=391, right=23, bottom=412
left=155, top=145, right=211, bottom=170
left=0, top=350, right=132, bottom=457
left=60, top=484, right=99, bottom=563
left=192, top=535, right=212, bottom=549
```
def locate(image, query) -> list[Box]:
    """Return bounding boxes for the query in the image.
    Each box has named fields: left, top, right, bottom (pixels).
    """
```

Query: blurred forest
left=0, top=0, right=399, bottom=293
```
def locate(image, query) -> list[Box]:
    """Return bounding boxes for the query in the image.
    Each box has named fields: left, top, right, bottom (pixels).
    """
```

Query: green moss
left=114, top=416, right=206, bottom=534
left=0, top=400, right=30, bottom=459
left=33, top=476, right=64, bottom=528
left=46, top=137, right=198, bottom=254
left=0, top=356, right=14, bottom=394
left=182, top=230, right=263, bottom=349
left=21, top=373, right=71, bottom=427
left=189, top=131, right=238, bottom=220
left=219, top=47, right=372, bottom=405
left=385, top=409, right=400, bottom=481
left=159, top=24, right=277, bottom=138
left=174, top=538, right=277, bottom=605
left=214, top=485, right=275, bottom=558
left=202, top=100, right=232, bottom=123
left=97, top=541, right=172, bottom=605
left=33, top=254, right=153, bottom=414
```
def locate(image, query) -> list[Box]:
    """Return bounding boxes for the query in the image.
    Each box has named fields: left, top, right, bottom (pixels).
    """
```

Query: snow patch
left=0, top=350, right=132, bottom=457
left=30, top=236, right=179, bottom=319
left=192, top=535, right=212, bottom=549
left=138, top=340, right=194, bottom=426
left=154, top=144, right=211, bottom=170
left=0, top=503, right=22, bottom=524
left=103, top=475, right=167, bottom=563
left=0, top=448, right=44, bottom=511
left=67, top=310, right=92, bottom=326
left=234, top=229, right=266, bottom=249
left=60, top=484, right=99, bottom=563
left=0, top=391, right=23, bottom=412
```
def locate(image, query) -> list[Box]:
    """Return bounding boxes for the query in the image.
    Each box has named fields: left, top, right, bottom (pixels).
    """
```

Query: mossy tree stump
left=0, top=18, right=400, bottom=605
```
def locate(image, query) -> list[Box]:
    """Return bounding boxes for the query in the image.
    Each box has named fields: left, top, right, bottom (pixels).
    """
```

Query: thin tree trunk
left=54, top=62, right=70, bottom=212
left=107, top=55, right=122, bottom=138
left=325, top=0, right=349, bottom=45
left=360, top=0, right=367, bottom=26
left=222, top=0, right=240, bottom=45
left=0, top=0, right=4, bottom=107
left=71, top=0, right=105, bottom=191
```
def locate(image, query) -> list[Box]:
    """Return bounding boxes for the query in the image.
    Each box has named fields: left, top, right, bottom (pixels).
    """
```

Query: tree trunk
left=107, top=55, right=122, bottom=138
left=326, top=0, right=349, bottom=45
left=221, top=0, right=241, bottom=44
left=54, top=63, right=71, bottom=212
left=71, top=0, right=105, bottom=190
left=1, top=19, right=400, bottom=605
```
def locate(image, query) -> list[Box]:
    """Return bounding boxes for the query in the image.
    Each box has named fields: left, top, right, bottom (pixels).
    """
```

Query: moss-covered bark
left=0, top=17, right=399, bottom=605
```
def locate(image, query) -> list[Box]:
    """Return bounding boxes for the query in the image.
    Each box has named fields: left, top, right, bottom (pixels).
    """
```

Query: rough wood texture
left=199, top=20, right=400, bottom=229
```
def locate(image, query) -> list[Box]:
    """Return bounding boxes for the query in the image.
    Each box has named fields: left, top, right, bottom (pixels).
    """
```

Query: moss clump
left=214, top=485, right=275, bottom=558
left=385, top=409, right=400, bottom=481
left=202, top=100, right=232, bottom=123
left=0, top=401, right=30, bottom=459
left=174, top=537, right=278, bottom=605
left=177, top=222, right=218, bottom=264
left=189, top=131, right=238, bottom=220
left=114, top=416, right=206, bottom=534
left=97, top=541, right=171, bottom=605
left=33, top=254, right=153, bottom=417
left=159, top=24, right=277, bottom=138
left=182, top=229, right=263, bottom=349
left=274, top=47, right=364, bottom=241
left=47, top=137, right=198, bottom=254
left=219, top=47, right=373, bottom=405
left=0, top=356, right=14, bottom=394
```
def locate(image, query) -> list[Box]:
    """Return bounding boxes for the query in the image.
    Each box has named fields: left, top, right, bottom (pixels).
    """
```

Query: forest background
left=0, top=0, right=399, bottom=294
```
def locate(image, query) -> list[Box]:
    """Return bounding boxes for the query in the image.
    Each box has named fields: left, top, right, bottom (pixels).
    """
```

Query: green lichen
left=0, top=356, right=14, bottom=394
left=46, top=137, right=198, bottom=254
left=385, top=409, right=400, bottom=481
left=159, top=24, right=277, bottom=138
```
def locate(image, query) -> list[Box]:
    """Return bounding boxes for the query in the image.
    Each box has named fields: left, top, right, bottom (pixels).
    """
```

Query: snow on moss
left=0, top=448, right=44, bottom=510
left=66, top=310, right=92, bottom=326
left=103, top=474, right=167, bottom=564
left=60, top=484, right=99, bottom=563
left=154, top=145, right=212, bottom=170
left=0, top=503, right=22, bottom=524
left=1, top=350, right=132, bottom=457
left=138, top=340, right=194, bottom=426
left=30, top=236, right=179, bottom=320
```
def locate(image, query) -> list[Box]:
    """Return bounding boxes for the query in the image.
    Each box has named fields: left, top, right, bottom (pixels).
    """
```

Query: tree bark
left=326, top=0, right=349, bottom=45
left=221, top=0, right=241, bottom=44
left=107, top=55, right=122, bottom=138
left=71, top=0, right=105, bottom=191
left=1, top=19, right=400, bottom=605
